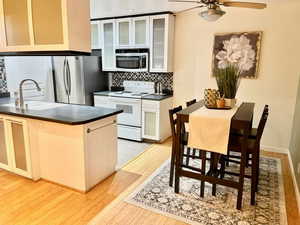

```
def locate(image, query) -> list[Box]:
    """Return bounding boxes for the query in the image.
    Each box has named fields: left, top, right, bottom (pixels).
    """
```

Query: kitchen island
left=0, top=98, right=122, bottom=192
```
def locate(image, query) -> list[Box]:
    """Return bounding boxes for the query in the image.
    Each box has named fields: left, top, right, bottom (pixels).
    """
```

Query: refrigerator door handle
left=66, top=59, right=71, bottom=96
left=63, top=58, right=69, bottom=96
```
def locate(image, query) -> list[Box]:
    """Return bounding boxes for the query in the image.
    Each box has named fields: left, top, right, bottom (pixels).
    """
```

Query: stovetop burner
left=109, top=81, right=155, bottom=99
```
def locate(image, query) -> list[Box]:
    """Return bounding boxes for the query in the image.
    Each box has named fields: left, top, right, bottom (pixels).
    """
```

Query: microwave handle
left=139, top=57, right=143, bottom=69
left=140, top=55, right=147, bottom=69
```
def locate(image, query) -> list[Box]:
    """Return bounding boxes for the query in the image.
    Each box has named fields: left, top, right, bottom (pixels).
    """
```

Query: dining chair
left=227, top=105, right=269, bottom=168
left=226, top=105, right=269, bottom=173
left=186, top=99, right=197, bottom=107
left=232, top=105, right=269, bottom=139
left=221, top=106, right=269, bottom=205
left=169, top=105, right=202, bottom=187
left=185, top=99, right=198, bottom=164
left=169, top=105, right=185, bottom=187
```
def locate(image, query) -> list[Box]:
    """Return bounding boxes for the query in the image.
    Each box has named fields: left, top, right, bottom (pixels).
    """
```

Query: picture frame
left=212, top=31, right=263, bottom=79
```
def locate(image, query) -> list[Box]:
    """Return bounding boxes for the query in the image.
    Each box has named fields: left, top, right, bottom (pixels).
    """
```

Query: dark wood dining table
left=174, top=100, right=255, bottom=209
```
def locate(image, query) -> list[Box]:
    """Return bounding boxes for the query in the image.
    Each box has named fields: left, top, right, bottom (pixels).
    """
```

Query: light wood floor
left=0, top=139, right=299, bottom=225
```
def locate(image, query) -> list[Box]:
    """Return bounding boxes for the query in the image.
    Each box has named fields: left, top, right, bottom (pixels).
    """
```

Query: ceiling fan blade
left=168, top=0, right=202, bottom=3
left=176, top=5, right=204, bottom=14
left=222, top=1, right=267, bottom=9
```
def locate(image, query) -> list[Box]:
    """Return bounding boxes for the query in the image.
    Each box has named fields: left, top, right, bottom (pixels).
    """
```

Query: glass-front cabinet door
left=91, top=21, right=101, bottom=49
left=6, top=119, right=32, bottom=178
left=102, top=20, right=115, bottom=71
left=149, top=14, right=174, bottom=73
left=0, top=118, right=10, bottom=170
left=116, top=18, right=131, bottom=48
left=133, top=17, right=149, bottom=47
left=150, top=16, right=167, bottom=72
left=142, top=109, right=159, bottom=140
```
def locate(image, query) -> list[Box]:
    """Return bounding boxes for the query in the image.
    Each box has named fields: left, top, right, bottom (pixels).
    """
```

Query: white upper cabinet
left=150, top=14, right=174, bottom=73
left=101, top=20, right=115, bottom=71
left=115, top=17, right=149, bottom=48
left=91, top=21, right=101, bottom=49
left=116, top=18, right=132, bottom=48
left=0, top=0, right=91, bottom=53
left=132, top=16, right=149, bottom=47
left=96, top=13, right=174, bottom=72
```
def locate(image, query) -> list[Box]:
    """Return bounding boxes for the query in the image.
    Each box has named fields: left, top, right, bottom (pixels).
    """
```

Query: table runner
left=188, top=104, right=240, bottom=155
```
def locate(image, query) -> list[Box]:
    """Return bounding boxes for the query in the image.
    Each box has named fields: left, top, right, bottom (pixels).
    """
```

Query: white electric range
left=107, top=81, right=155, bottom=141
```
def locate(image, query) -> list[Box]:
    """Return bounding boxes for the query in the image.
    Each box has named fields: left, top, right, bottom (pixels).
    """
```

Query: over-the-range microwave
left=115, top=49, right=149, bottom=72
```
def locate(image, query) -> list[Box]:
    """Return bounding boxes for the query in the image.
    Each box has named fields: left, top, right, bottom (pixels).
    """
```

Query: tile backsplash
left=0, top=57, right=8, bottom=94
left=110, top=72, right=173, bottom=91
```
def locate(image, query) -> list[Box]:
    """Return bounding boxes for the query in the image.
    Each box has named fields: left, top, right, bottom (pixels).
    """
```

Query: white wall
left=5, top=57, right=54, bottom=101
left=173, top=0, right=300, bottom=151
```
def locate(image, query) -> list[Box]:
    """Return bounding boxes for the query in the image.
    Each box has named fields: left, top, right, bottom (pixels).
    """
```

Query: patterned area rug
left=125, top=157, right=287, bottom=225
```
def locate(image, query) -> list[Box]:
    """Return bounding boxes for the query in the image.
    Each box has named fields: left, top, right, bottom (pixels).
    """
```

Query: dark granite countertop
left=94, top=91, right=173, bottom=101
left=94, top=91, right=111, bottom=97
left=0, top=98, right=122, bottom=125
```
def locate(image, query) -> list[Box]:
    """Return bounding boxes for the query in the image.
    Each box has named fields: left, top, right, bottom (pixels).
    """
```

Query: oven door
left=115, top=53, right=148, bottom=72
left=107, top=97, right=142, bottom=127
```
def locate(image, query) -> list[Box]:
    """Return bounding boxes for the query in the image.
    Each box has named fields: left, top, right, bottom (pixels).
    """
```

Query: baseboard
left=261, top=145, right=289, bottom=154
left=261, top=145, right=300, bottom=212
left=287, top=151, right=300, bottom=214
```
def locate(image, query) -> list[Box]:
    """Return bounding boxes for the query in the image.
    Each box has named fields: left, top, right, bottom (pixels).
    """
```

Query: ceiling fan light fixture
left=199, top=8, right=226, bottom=22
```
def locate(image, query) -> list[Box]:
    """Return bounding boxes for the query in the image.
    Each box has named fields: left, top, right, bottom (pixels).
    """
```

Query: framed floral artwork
left=212, top=31, right=262, bottom=78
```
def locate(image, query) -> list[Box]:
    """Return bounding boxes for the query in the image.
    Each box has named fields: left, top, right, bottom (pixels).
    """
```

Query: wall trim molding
left=287, top=150, right=300, bottom=214
left=262, top=145, right=300, bottom=212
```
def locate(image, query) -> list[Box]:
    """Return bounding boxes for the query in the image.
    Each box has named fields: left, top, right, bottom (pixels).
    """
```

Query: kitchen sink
left=2, top=101, right=64, bottom=111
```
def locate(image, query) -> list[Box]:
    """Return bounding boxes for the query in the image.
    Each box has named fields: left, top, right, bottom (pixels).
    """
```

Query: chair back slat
left=186, top=99, right=197, bottom=107
left=256, top=105, right=269, bottom=142
left=169, top=106, right=183, bottom=138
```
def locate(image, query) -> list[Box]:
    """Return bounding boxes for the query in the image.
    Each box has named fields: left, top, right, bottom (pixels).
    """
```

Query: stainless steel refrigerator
left=52, top=56, right=108, bottom=106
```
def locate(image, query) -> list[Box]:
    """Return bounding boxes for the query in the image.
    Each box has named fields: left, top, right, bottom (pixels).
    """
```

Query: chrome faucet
left=19, top=79, right=41, bottom=109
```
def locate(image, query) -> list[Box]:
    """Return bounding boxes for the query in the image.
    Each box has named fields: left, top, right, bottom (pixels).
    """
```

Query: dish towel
left=188, top=104, right=240, bottom=155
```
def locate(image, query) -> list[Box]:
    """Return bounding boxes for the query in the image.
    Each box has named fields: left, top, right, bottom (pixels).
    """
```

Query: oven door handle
left=108, top=97, right=141, bottom=104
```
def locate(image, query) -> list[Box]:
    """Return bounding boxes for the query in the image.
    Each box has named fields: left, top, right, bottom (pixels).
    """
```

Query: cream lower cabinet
left=0, top=118, right=9, bottom=170
left=37, top=115, right=118, bottom=192
left=142, top=98, right=173, bottom=142
left=85, top=116, right=117, bottom=190
left=0, top=114, right=118, bottom=192
left=0, top=116, right=32, bottom=178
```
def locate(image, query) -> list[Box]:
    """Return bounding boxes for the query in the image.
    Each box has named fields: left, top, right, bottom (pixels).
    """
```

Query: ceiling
left=90, top=0, right=269, bottom=18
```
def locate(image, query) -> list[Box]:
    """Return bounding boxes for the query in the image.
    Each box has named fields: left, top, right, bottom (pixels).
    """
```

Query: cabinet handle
left=87, top=120, right=116, bottom=134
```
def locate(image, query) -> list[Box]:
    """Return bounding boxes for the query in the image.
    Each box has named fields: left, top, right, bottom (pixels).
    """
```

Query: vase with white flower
left=214, top=64, right=241, bottom=108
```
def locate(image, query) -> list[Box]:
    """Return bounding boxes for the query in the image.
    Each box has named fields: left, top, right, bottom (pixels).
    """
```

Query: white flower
left=215, top=35, right=256, bottom=72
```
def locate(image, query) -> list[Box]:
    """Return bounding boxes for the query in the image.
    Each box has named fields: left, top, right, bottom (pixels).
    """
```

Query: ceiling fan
left=169, top=0, right=267, bottom=21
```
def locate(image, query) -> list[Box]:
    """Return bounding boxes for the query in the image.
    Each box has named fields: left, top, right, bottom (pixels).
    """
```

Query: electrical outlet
left=297, top=163, right=300, bottom=174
